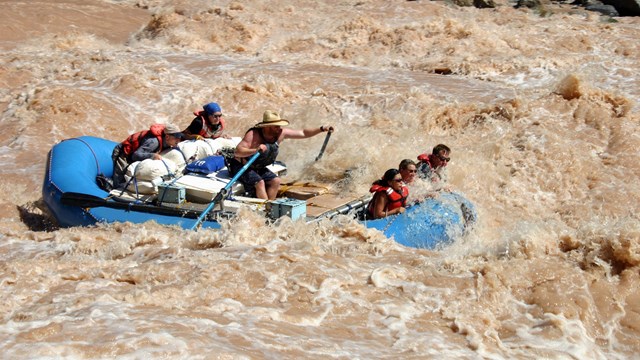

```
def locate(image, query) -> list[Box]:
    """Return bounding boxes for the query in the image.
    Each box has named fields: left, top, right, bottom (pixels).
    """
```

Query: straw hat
left=254, top=110, right=290, bottom=128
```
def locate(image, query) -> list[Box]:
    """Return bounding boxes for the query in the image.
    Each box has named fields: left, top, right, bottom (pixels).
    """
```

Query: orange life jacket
left=193, top=111, right=225, bottom=139
left=121, top=123, right=165, bottom=157
left=367, top=182, right=408, bottom=217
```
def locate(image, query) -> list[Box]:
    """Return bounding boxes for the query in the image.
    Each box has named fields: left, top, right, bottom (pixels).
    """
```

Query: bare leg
left=265, top=177, right=281, bottom=200
left=254, top=180, right=268, bottom=200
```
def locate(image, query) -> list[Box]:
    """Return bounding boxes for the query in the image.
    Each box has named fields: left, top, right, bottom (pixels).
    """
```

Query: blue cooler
left=269, top=198, right=307, bottom=220
left=158, top=183, right=186, bottom=204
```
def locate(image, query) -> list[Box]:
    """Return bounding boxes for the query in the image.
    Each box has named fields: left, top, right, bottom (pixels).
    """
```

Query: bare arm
left=282, top=125, right=333, bottom=140
left=388, top=205, right=406, bottom=216
left=372, top=193, right=388, bottom=219
left=372, top=192, right=406, bottom=219
left=234, top=130, right=266, bottom=158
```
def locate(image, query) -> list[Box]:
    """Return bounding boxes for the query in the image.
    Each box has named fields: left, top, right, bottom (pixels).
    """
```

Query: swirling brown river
left=1, top=0, right=639, bottom=358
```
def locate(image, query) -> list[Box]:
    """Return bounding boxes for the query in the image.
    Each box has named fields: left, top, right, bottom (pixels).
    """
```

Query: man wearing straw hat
left=229, top=110, right=333, bottom=200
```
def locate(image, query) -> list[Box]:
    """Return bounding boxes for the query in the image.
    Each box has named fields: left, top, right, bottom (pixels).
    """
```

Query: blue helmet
left=203, top=102, right=222, bottom=115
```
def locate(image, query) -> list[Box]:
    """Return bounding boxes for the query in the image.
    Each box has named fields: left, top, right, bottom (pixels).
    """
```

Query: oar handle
left=315, top=131, right=332, bottom=161
left=191, top=151, right=261, bottom=230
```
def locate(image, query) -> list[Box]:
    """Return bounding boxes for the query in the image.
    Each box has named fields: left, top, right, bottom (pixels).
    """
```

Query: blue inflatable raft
left=42, top=136, right=476, bottom=249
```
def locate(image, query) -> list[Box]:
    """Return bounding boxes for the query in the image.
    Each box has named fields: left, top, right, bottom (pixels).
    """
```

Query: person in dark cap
left=229, top=110, right=334, bottom=200
left=183, top=102, right=228, bottom=140
left=111, top=123, right=183, bottom=188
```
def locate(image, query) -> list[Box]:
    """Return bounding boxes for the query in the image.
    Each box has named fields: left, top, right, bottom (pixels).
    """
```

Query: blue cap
left=203, top=102, right=222, bottom=115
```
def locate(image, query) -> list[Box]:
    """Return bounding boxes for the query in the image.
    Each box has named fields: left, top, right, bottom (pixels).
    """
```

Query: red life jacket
left=417, top=153, right=444, bottom=182
left=121, top=123, right=165, bottom=157
left=193, top=111, right=225, bottom=139
left=417, top=153, right=433, bottom=169
left=367, top=182, right=408, bottom=217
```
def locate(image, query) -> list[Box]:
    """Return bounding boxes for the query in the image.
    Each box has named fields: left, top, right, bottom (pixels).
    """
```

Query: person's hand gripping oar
left=315, top=125, right=334, bottom=161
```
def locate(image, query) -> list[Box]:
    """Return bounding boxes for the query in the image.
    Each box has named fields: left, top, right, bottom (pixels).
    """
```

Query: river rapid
left=0, top=0, right=639, bottom=358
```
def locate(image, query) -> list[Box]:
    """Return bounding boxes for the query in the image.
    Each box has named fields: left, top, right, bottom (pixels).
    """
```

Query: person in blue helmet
left=183, top=102, right=229, bottom=140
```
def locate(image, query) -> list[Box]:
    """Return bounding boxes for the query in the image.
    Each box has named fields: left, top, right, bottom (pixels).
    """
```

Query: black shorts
left=228, top=158, right=278, bottom=188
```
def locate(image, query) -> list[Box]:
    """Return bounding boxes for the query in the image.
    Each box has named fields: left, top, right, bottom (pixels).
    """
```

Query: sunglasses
left=212, top=114, right=223, bottom=118
left=392, top=178, right=403, bottom=183
left=437, top=154, right=451, bottom=162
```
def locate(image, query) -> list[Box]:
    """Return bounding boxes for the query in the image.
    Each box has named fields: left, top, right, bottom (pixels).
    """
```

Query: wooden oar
left=315, top=131, right=332, bottom=161
left=190, top=151, right=261, bottom=230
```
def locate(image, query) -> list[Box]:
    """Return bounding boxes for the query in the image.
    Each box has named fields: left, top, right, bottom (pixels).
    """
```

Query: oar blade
left=315, top=131, right=332, bottom=161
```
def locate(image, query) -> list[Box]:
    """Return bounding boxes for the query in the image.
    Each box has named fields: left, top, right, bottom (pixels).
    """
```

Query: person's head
left=164, top=123, right=183, bottom=147
left=431, top=144, right=451, bottom=168
left=399, top=159, right=417, bottom=184
left=382, top=168, right=404, bottom=191
left=203, top=102, right=223, bottom=126
left=255, top=110, right=289, bottom=138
